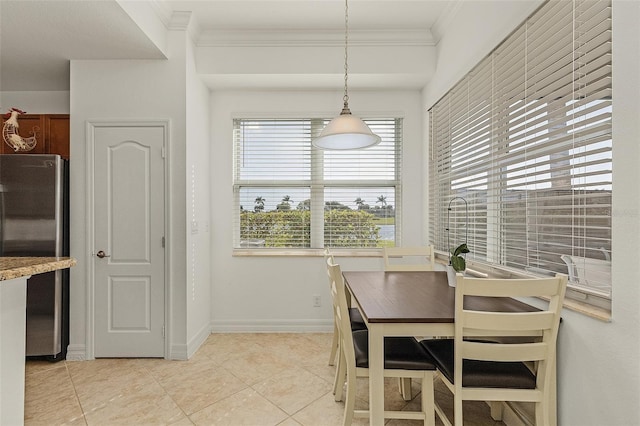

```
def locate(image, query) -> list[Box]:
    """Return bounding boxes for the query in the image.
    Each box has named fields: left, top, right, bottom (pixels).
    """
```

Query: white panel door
left=93, top=125, right=165, bottom=357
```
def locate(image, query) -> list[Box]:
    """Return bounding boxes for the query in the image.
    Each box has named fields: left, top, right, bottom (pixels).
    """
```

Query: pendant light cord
left=341, top=0, right=351, bottom=115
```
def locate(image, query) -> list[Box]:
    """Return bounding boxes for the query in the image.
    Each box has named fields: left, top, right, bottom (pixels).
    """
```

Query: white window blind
left=233, top=118, right=402, bottom=249
left=429, top=0, right=612, bottom=299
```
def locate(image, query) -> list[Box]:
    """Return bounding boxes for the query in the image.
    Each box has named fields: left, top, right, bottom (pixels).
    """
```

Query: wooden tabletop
left=342, top=270, right=538, bottom=324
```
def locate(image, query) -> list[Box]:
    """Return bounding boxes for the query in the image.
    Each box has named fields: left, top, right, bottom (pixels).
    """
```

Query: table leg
left=369, top=325, right=385, bottom=426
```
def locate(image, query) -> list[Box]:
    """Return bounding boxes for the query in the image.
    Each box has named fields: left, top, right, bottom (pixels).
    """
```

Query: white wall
left=197, top=42, right=435, bottom=90
left=424, top=0, right=542, bottom=107
left=0, top=91, right=69, bottom=114
left=68, top=29, right=190, bottom=360
left=185, top=30, right=213, bottom=357
left=209, top=89, right=424, bottom=331
left=5, top=22, right=211, bottom=362
left=423, top=1, right=640, bottom=425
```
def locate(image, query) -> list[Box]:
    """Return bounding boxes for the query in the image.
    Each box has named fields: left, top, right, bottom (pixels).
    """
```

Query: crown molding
left=147, top=0, right=172, bottom=28
left=197, top=29, right=435, bottom=48
left=168, top=10, right=192, bottom=30
left=431, top=0, right=463, bottom=43
left=146, top=2, right=200, bottom=41
left=165, top=11, right=200, bottom=43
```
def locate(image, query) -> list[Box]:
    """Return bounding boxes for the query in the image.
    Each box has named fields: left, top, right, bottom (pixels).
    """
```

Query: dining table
left=341, top=270, right=548, bottom=426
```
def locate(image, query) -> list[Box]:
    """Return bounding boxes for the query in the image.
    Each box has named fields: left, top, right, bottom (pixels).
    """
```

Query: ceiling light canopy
left=312, top=0, right=381, bottom=150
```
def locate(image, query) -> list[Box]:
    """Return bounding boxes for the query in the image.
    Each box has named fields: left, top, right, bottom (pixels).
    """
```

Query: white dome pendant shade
left=313, top=105, right=381, bottom=150
left=312, top=0, right=381, bottom=150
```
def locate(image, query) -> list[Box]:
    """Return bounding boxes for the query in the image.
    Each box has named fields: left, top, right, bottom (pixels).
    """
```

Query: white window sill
left=232, top=248, right=382, bottom=257
left=231, top=248, right=612, bottom=322
left=434, top=255, right=611, bottom=322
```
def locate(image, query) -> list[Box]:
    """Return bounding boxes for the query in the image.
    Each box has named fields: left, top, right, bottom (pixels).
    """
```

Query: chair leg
left=332, top=345, right=341, bottom=396
left=453, top=393, right=463, bottom=426
left=329, top=324, right=339, bottom=366
left=421, top=373, right=436, bottom=426
left=399, top=377, right=413, bottom=401
left=342, top=369, right=357, bottom=426
left=334, top=348, right=347, bottom=402
left=490, top=402, right=504, bottom=420
left=535, top=401, right=553, bottom=426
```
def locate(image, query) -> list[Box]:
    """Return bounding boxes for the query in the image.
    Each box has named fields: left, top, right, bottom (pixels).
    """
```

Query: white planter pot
left=446, top=265, right=458, bottom=287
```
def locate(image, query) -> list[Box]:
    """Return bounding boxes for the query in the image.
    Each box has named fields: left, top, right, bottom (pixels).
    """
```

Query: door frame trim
left=85, top=120, right=171, bottom=359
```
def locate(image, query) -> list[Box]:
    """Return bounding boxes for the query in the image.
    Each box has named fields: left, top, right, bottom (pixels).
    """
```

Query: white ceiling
left=0, top=0, right=453, bottom=92
left=163, top=0, right=451, bottom=31
left=0, top=0, right=165, bottom=91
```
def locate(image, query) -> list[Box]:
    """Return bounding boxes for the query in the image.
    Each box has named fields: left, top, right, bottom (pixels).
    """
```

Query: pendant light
left=313, top=0, right=381, bottom=150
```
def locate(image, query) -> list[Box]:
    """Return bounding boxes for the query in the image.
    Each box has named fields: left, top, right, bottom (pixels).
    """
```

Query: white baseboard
left=210, top=319, right=333, bottom=333
left=169, top=344, right=188, bottom=360
left=66, top=320, right=332, bottom=361
left=186, top=322, right=211, bottom=359
left=65, top=344, right=87, bottom=361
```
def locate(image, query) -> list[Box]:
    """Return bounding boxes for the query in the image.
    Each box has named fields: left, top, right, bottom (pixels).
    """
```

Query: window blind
left=429, top=0, right=612, bottom=298
left=233, top=118, right=402, bottom=249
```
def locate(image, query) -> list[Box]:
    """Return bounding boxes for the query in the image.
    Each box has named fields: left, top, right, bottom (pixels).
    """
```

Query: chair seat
left=349, top=308, right=367, bottom=331
left=420, top=339, right=536, bottom=389
left=352, top=330, right=436, bottom=371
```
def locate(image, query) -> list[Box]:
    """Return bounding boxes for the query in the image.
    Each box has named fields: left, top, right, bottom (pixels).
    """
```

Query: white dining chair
left=327, top=257, right=437, bottom=426
left=383, top=246, right=435, bottom=271
left=325, top=248, right=340, bottom=367
left=382, top=245, right=436, bottom=400
left=420, top=273, right=567, bottom=426
left=324, top=249, right=366, bottom=396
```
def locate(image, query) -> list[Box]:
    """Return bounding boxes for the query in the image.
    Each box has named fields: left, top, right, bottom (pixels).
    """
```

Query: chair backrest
left=324, top=248, right=338, bottom=290
left=324, top=248, right=334, bottom=262
left=453, top=273, right=567, bottom=393
left=326, top=258, right=357, bottom=368
left=324, top=248, right=340, bottom=315
left=383, top=246, right=435, bottom=271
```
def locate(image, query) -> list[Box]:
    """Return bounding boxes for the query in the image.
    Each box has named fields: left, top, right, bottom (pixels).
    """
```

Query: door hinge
left=162, top=324, right=165, bottom=338
left=161, top=146, right=166, bottom=158
left=162, top=236, right=165, bottom=248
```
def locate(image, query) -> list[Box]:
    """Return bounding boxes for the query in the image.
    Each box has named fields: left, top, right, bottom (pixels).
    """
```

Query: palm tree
left=297, top=199, right=311, bottom=211
left=277, top=195, right=293, bottom=211
left=254, top=196, right=265, bottom=212
left=354, top=197, right=365, bottom=210
left=377, top=195, right=387, bottom=220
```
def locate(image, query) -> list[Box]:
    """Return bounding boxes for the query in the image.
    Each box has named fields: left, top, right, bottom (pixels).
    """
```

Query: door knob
left=96, top=250, right=111, bottom=258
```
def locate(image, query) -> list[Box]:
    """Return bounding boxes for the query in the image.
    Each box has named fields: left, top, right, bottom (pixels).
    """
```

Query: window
left=429, top=0, right=612, bottom=302
left=233, top=118, right=402, bottom=249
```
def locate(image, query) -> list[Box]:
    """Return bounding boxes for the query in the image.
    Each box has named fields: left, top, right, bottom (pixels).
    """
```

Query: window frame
left=428, top=0, right=613, bottom=310
left=232, top=117, right=403, bottom=252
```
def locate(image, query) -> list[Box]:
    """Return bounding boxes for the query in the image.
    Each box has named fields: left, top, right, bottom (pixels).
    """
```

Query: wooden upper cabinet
left=1, top=114, right=69, bottom=159
left=45, top=115, right=70, bottom=160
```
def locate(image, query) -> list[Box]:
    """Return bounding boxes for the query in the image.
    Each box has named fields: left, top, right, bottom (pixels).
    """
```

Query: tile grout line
left=64, top=361, right=89, bottom=426
left=138, top=361, right=194, bottom=424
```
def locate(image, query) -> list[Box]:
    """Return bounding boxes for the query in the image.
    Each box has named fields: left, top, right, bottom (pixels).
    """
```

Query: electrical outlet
left=313, top=295, right=321, bottom=307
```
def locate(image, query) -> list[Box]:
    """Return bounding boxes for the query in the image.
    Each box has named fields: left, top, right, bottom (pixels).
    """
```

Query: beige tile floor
left=24, top=333, right=505, bottom=426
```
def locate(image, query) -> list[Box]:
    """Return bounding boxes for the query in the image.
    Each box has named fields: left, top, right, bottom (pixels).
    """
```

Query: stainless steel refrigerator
left=0, top=154, right=69, bottom=360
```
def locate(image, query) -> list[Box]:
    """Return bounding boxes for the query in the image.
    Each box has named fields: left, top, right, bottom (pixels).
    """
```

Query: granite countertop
left=0, top=257, right=77, bottom=281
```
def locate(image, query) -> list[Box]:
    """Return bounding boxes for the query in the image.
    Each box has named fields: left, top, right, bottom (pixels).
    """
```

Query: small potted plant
left=447, top=243, right=470, bottom=287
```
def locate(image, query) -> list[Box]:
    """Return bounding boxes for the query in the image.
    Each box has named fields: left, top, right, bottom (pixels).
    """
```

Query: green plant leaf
left=453, top=243, right=470, bottom=256
left=451, top=256, right=466, bottom=272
